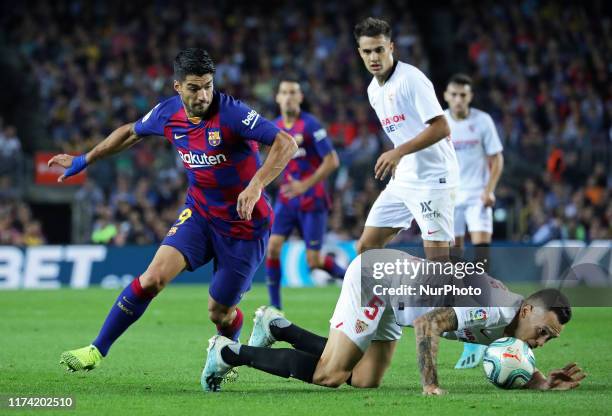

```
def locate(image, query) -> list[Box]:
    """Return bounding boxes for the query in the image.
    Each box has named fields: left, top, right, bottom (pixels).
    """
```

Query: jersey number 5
left=364, top=295, right=384, bottom=320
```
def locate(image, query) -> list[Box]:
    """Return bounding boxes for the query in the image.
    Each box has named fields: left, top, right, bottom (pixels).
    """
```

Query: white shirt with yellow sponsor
left=445, top=108, right=503, bottom=201
left=367, top=61, right=459, bottom=189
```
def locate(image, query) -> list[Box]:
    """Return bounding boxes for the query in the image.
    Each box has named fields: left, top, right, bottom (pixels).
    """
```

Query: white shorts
left=329, top=257, right=402, bottom=352
left=365, top=182, right=456, bottom=242
left=454, top=194, right=493, bottom=236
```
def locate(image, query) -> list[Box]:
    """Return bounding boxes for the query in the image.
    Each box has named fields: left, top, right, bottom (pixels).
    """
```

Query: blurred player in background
left=266, top=79, right=343, bottom=310
left=49, top=49, right=297, bottom=391
left=444, top=73, right=504, bottom=369
left=353, top=18, right=459, bottom=260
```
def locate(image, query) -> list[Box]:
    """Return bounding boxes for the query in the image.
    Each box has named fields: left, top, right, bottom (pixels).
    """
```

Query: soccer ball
left=482, top=337, right=536, bottom=389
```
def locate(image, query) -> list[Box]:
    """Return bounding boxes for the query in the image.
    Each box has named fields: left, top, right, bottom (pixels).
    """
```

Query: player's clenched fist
left=47, top=153, right=88, bottom=182
left=237, top=183, right=262, bottom=221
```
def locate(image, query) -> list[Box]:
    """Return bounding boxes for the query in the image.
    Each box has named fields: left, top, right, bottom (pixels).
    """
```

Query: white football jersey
left=335, top=251, right=525, bottom=348
left=445, top=108, right=503, bottom=196
left=443, top=303, right=522, bottom=345
left=367, top=61, right=459, bottom=189
left=356, top=250, right=523, bottom=345
left=393, top=297, right=522, bottom=346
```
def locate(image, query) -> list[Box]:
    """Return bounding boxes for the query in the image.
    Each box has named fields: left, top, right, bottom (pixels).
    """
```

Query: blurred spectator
left=91, top=205, right=118, bottom=244
left=0, top=124, right=24, bottom=196
left=0, top=126, right=21, bottom=159
left=0, top=0, right=609, bottom=244
left=455, top=1, right=611, bottom=243
left=23, top=221, right=46, bottom=246
left=0, top=214, right=21, bottom=245
left=0, top=201, right=47, bottom=245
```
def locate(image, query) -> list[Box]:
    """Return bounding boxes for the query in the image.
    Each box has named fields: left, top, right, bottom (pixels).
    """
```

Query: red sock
left=217, top=308, right=243, bottom=341
left=130, top=277, right=157, bottom=300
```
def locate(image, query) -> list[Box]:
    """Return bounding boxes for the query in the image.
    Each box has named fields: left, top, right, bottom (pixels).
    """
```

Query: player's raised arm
left=412, top=307, right=458, bottom=395
left=237, top=130, right=297, bottom=220
left=47, top=122, right=142, bottom=183
left=47, top=98, right=169, bottom=183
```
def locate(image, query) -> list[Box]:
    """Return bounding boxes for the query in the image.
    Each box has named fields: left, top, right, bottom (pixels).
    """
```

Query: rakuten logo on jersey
left=178, top=150, right=227, bottom=168
left=380, top=114, right=405, bottom=133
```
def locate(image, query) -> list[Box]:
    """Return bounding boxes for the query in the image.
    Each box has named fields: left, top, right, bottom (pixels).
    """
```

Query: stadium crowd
left=454, top=1, right=611, bottom=242
left=0, top=0, right=610, bottom=246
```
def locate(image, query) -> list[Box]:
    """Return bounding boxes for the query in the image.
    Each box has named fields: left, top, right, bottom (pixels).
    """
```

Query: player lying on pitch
left=203, top=250, right=586, bottom=394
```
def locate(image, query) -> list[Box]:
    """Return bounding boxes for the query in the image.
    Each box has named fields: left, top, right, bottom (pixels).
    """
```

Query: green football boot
left=60, top=345, right=103, bottom=372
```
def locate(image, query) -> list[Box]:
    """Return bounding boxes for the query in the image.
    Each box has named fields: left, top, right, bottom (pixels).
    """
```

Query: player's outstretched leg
left=248, top=305, right=284, bottom=348
left=204, top=333, right=336, bottom=391
left=60, top=277, right=156, bottom=372
left=221, top=328, right=363, bottom=389
left=226, top=342, right=320, bottom=381
left=248, top=306, right=327, bottom=355
left=59, top=245, right=185, bottom=372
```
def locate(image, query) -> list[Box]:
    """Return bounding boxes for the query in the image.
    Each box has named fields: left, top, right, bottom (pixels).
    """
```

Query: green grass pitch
left=1, top=285, right=610, bottom=415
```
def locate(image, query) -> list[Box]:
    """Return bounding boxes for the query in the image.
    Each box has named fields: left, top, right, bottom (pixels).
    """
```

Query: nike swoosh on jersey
left=427, top=229, right=440, bottom=235
left=174, top=134, right=186, bottom=140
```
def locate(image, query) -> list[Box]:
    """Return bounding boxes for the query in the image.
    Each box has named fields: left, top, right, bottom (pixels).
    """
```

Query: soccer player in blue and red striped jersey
left=49, top=49, right=297, bottom=392
left=265, top=79, right=345, bottom=310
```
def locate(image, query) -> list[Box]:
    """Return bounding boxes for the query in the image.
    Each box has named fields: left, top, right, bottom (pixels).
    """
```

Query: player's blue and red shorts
left=162, top=204, right=269, bottom=306
left=271, top=202, right=327, bottom=250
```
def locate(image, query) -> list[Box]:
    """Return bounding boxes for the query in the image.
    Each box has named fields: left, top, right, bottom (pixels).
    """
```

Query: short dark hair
left=353, top=17, right=392, bottom=42
left=173, top=48, right=216, bottom=81
left=278, top=77, right=301, bottom=88
left=526, top=288, right=572, bottom=324
left=448, top=73, right=473, bottom=87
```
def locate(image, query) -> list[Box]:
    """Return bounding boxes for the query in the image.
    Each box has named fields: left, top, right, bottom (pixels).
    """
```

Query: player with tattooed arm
left=203, top=251, right=585, bottom=395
